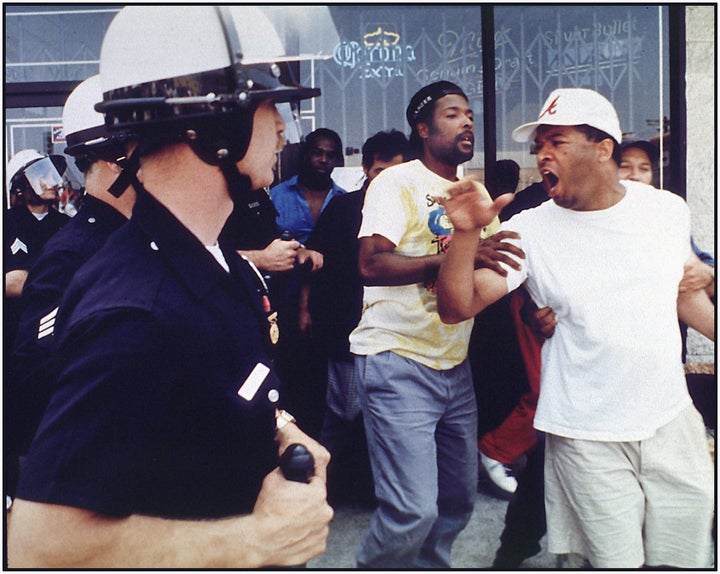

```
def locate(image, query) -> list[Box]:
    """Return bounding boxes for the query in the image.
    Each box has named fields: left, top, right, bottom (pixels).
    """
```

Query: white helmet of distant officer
left=95, top=6, right=338, bottom=201
left=6, top=149, right=67, bottom=207
left=62, top=74, right=138, bottom=217
left=63, top=74, right=134, bottom=174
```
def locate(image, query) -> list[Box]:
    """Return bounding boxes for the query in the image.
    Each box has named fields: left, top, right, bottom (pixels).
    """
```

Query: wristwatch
left=275, top=409, right=296, bottom=432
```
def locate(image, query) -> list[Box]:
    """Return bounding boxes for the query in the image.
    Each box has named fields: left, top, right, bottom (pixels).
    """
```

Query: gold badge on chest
left=268, top=311, right=280, bottom=345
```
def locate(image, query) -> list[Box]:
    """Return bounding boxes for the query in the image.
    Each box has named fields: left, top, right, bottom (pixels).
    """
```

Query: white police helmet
left=6, top=149, right=67, bottom=197
left=96, top=6, right=338, bottom=166
left=63, top=75, right=132, bottom=171
left=7, top=149, right=44, bottom=191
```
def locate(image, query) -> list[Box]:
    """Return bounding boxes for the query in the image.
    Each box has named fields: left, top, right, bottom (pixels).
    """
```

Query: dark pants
left=493, top=432, right=547, bottom=569
left=321, top=409, right=376, bottom=508
left=275, top=324, right=327, bottom=440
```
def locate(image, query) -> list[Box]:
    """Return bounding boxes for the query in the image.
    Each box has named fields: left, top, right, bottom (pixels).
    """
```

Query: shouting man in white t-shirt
left=437, top=88, right=714, bottom=569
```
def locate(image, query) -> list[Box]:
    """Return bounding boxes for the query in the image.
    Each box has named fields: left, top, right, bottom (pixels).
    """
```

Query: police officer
left=8, top=6, right=336, bottom=567
left=4, top=150, right=71, bottom=502
left=4, top=150, right=70, bottom=354
left=7, top=76, right=136, bottom=495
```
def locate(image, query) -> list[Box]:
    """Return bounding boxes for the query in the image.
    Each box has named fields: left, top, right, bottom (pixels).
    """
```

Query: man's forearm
left=359, top=251, right=445, bottom=286
left=7, top=499, right=272, bottom=568
left=438, top=230, right=512, bottom=323
left=678, top=288, right=715, bottom=342
left=9, top=495, right=330, bottom=569
left=704, top=266, right=715, bottom=299
left=437, top=229, right=483, bottom=323
left=238, top=249, right=266, bottom=270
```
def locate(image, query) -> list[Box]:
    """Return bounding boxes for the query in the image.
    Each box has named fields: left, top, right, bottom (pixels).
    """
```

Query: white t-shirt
left=349, top=159, right=499, bottom=370
left=502, top=181, right=692, bottom=441
left=205, top=243, right=229, bottom=272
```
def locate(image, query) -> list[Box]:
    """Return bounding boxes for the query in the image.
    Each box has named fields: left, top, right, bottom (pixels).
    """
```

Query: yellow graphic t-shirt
left=349, top=159, right=499, bottom=370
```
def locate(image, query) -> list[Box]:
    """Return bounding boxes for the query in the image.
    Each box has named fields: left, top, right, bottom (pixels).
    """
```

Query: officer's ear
left=105, top=160, right=123, bottom=174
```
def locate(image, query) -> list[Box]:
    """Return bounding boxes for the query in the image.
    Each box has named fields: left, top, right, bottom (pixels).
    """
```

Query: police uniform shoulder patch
left=10, top=237, right=28, bottom=255
left=38, top=306, right=59, bottom=340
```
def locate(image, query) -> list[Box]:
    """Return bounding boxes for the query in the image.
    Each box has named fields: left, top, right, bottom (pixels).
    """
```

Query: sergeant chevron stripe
left=10, top=237, right=28, bottom=255
left=38, top=307, right=59, bottom=340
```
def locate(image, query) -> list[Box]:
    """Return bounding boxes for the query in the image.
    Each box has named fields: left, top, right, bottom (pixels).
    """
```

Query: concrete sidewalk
left=308, top=490, right=556, bottom=569
left=309, top=491, right=716, bottom=570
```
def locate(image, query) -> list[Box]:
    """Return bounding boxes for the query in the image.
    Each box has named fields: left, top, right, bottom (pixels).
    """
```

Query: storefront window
left=5, top=5, right=118, bottom=184
left=315, top=5, right=485, bottom=166
left=5, top=5, right=117, bottom=83
left=308, top=5, right=669, bottom=175
left=493, top=5, right=670, bottom=174
left=4, top=5, right=671, bottom=176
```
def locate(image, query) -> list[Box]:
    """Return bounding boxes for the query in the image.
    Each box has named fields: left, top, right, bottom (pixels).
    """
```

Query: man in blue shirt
left=269, top=128, right=348, bottom=438
left=270, top=128, right=347, bottom=244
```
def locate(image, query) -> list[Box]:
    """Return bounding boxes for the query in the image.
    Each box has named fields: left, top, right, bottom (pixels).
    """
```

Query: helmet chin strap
left=108, top=145, right=143, bottom=198
left=185, top=115, right=257, bottom=213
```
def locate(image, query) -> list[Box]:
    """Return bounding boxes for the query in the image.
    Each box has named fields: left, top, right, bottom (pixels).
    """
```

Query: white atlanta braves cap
left=512, top=88, right=622, bottom=144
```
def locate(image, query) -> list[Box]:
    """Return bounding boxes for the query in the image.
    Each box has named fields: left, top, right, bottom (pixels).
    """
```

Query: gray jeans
left=355, top=351, right=478, bottom=568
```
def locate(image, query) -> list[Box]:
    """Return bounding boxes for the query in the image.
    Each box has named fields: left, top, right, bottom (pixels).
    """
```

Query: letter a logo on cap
left=539, top=96, right=560, bottom=119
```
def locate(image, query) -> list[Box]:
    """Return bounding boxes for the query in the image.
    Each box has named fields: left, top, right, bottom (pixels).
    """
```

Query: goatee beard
left=298, top=167, right=333, bottom=191
left=440, top=147, right=473, bottom=167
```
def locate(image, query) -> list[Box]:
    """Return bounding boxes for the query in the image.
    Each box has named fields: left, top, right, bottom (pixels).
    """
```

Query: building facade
left=4, top=4, right=715, bottom=361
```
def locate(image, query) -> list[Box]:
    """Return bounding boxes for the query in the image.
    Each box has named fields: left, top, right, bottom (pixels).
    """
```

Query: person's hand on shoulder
left=473, top=230, right=525, bottom=276
left=679, top=253, right=714, bottom=296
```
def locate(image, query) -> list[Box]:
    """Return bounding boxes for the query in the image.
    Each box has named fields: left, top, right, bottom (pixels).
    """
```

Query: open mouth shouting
left=541, top=168, right=560, bottom=195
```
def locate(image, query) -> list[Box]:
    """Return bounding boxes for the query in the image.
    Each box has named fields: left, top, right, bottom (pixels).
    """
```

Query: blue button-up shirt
left=270, top=175, right=347, bottom=244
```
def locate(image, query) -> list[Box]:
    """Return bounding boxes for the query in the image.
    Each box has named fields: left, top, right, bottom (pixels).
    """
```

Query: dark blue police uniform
left=4, top=206, right=70, bottom=498
left=4, top=205, right=71, bottom=275
left=16, top=191, right=282, bottom=519
left=219, top=187, right=280, bottom=252
left=4, top=206, right=70, bottom=355
left=10, top=195, right=129, bottom=456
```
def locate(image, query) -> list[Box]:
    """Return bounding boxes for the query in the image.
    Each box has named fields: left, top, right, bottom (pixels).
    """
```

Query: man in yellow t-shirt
left=349, top=81, right=521, bottom=568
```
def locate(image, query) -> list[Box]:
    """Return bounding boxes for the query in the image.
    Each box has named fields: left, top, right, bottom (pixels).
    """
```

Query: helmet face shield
left=22, top=156, right=66, bottom=198
left=227, top=6, right=339, bottom=104
left=277, top=103, right=302, bottom=145
left=240, top=6, right=339, bottom=64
